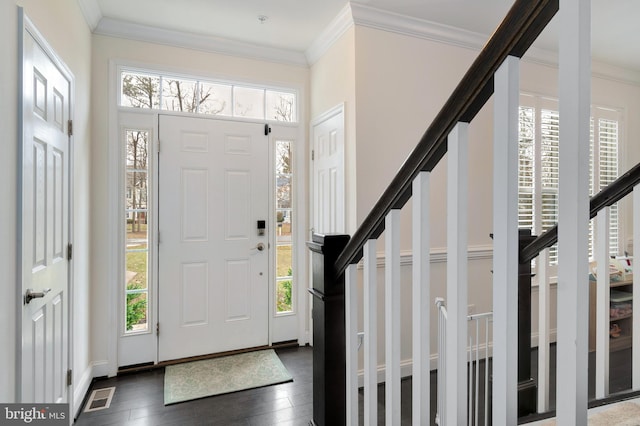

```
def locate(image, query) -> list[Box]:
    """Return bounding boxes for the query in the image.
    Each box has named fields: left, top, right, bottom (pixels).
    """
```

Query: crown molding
left=94, top=17, right=309, bottom=67
left=350, top=2, right=488, bottom=51
left=305, top=3, right=354, bottom=66
left=77, top=0, right=102, bottom=31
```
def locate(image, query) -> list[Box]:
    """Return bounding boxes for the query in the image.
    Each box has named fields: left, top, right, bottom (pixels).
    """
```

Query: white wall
left=90, top=34, right=310, bottom=373
left=0, top=0, right=92, bottom=411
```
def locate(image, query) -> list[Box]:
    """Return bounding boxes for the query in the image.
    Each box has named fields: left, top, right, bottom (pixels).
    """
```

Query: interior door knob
left=24, top=288, right=51, bottom=305
left=255, top=243, right=265, bottom=251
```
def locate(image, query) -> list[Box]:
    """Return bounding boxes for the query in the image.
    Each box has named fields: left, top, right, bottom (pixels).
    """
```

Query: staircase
left=307, top=0, right=640, bottom=424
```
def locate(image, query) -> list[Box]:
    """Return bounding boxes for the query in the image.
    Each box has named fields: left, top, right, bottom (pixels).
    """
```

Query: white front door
left=312, top=105, right=345, bottom=234
left=20, top=17, right=71, bottom=403
left=158, top=115, right=270, bottom=361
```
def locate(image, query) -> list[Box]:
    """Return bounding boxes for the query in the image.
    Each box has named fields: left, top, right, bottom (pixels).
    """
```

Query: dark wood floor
left=74, top=345, right=634, bottom=426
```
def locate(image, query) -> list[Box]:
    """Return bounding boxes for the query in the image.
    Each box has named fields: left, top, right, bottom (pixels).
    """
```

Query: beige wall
left=90, top=34, right=310, bottom=372
left=1, top=0, right=92, bottom=408
left=310, top=27, right=358, bottom=233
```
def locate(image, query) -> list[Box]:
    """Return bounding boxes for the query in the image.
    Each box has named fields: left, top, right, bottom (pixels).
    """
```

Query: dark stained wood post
left=518, top=228, right=537, bottom=416
left=307, top=233, right=350, bottom=426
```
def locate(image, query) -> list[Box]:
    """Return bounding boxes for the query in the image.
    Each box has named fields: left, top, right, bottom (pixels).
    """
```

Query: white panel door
left=158, top=115, right=269, bottom=361
left=20, top=22, right=70, bottom=404
left=312, top=105, right=345, bottom=234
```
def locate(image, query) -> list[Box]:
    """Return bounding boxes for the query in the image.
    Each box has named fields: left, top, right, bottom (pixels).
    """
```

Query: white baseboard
left=90, top=360, right=111, bottom=379
left=73, top=364, right=93, bottom=419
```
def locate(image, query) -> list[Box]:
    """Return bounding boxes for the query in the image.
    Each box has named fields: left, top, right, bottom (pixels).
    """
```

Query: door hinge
left=66, top=370, right=72, bottom=387
left=264, top=124, right=271, bottom=136
left=312, top=150, right=315, bottom=161
left=67, top=243, right=73, bottom=261
left=156, top=322, right=159, bottom=336
left=67, top=120, right=73, bottom=137
left=157, top=139, right=160, bottom=153
left=157, top=231, right=161, bottom=244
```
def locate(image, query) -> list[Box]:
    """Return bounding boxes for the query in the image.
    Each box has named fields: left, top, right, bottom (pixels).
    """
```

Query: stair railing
left=304, top=0, right=605, bottom=425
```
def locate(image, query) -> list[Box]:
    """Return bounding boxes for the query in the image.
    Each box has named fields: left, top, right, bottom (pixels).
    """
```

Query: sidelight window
left=124, top=129, right=150, bottom=333
left=275, top=140, right=294, bottom=313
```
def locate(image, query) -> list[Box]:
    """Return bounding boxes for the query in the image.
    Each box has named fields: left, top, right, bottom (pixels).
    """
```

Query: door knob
left=255, top=243, right=265, bottom=251
left=24, top=288, right=51, bottom=305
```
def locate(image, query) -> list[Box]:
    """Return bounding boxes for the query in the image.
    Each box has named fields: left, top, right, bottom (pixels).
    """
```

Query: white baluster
left=492, top=54, right=520, bottom=425
left=595, top=207, right=610, bottom=398
left=412, top=171, right=431, bottom=426
left=446, top=122, right=469, bottom=424
left=385, top=210, right=401, bottom=425
left=363, top=239, right=378, bottom=425
left=557, top=0, right=591, bottom=422
left=345, top=263, right=358, bottom=426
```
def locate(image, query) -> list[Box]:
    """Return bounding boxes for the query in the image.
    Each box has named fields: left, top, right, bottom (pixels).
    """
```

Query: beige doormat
left=538, top=401, right=640, bottom=425
left=163, top=349, right=293, bottom=405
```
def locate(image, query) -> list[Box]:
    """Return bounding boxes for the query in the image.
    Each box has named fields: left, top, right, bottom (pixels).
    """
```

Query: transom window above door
left=119, top=68, right=298, bottom=123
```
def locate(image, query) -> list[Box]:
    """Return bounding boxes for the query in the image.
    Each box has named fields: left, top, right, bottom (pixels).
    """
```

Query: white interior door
left=20, top=17, right=71, bottom=403
left=312, top=105, right=345, bottom=234
left=158, top=115, right=270, bottom=361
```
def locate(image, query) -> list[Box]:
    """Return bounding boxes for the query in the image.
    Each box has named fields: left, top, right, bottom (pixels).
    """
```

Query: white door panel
left=21, top=20, right=70, bottom=404
left=312, top=106, right=345, bottom=234
left=158, top=116, right=269, bottom=361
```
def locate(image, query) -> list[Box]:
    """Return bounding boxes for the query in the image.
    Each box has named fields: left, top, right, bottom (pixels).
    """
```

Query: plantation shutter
left=599, top=118, right=620, bottom=255
left=518, top=107, right=535, bottom=231
left=540, top=109, right=560, bottom=263
left=517, top=100, right=620, bottom=265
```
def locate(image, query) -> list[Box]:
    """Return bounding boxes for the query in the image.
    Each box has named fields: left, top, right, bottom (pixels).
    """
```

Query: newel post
left=307, top=233, right=350, bottom=426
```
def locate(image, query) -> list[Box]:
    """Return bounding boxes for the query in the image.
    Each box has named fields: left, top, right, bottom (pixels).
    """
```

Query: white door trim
left=18, top=7, right=75, bottom=411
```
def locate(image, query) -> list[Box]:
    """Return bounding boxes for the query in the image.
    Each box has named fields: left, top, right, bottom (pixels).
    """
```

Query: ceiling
left=87, top=0, right=640, bottom=72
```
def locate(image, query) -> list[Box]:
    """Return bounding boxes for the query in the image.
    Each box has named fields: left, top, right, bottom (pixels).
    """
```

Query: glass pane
left=276, top=243, right=293, bottom=313
left=126, top=249, right=148, bottom=290
left=126, top=130, right=149, bottom=170
left=277, top=176, right=292, bottom=209
left=276, top=279, right=293, bottom=313
left=126, top=292, right=148, bottom=332
left=199, top=82, right=232, bottom=116
left=125, top=210, right=148, bottom=242
left=233, top=86, right=264, bottom=119
left=162, top=78, right=198, bottom=112
left=121, top=72, right=160, bottom=109
left=126, top=171, right=148, bottom=211
left=276, top=244, right=292, bottom=278
left=266, top=90, right=296, bottom=122
left=276, top=210, right=292, bottom=242
left=276, top=141, right=292, bottom=174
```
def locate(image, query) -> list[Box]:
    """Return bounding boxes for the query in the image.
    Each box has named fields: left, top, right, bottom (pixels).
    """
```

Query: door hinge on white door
left=67, top=243, right=73, bottom=261
left=67, top=120, right=73, bottom=137
left=312, top=150, right=315, bottom=161
left=156, top=322, right=159, bottom=336
left=66, top=370, right=72, bottom=387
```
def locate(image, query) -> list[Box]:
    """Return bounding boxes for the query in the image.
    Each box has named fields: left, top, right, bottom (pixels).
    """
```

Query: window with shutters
left=518, top=95, right=621, bottom=265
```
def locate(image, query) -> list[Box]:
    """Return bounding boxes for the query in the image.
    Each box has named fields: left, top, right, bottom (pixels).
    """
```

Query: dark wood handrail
left=335, top=0, right=559, bottom=274
left=520, top=161, right=640, bottom=264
